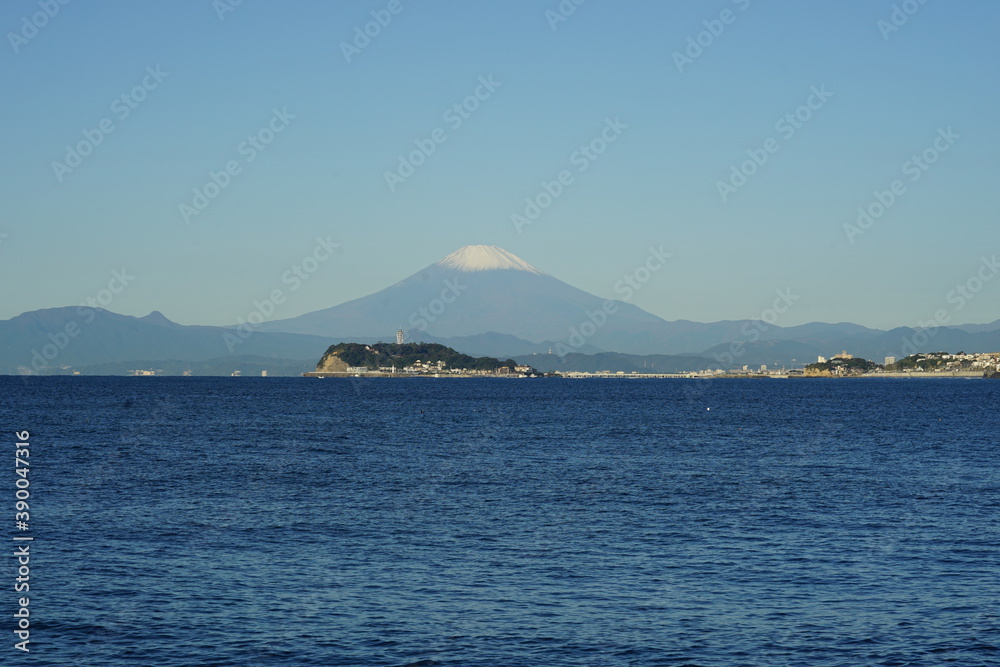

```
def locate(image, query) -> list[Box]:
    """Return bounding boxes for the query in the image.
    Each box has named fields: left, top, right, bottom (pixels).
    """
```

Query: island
left=303, top=342, right=541, bottom=378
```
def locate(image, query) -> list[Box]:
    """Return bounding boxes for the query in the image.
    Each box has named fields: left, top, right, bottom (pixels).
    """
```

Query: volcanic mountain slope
left=260, top=245, right=679, bottom=354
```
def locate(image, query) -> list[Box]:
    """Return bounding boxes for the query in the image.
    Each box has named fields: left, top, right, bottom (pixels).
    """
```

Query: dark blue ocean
left=4, top=376, right=999, bottom=666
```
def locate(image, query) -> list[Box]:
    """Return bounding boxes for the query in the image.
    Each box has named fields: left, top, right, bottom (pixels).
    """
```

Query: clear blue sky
left=2, top=0, right=998, bottom=329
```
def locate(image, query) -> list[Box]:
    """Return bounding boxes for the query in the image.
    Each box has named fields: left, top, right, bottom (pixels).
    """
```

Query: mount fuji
left=255, top=244, right=1000, bottom=361
left=259, top=244, right=678, bottom=354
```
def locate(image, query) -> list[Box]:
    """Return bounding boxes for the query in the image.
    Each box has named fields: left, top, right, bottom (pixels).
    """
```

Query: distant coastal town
left=559, top=351, right=1000, bottom=379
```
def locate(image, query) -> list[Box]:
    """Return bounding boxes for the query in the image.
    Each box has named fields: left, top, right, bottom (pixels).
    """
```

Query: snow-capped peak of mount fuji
left=435, top=245, right=543, bottom=274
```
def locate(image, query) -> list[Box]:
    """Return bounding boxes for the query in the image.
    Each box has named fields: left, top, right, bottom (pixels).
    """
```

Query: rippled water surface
left=6, top=376, right=1000, bottom=665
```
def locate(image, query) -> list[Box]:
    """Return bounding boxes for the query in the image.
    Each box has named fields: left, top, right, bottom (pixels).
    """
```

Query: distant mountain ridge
left=3, top=245, right=1000, bottom=374
left=0, top=307, right=332, bottom=375
left=259, top=244, right=1000, bottom=360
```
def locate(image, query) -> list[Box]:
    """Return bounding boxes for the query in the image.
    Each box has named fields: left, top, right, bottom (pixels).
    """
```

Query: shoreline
left=301, top=370, right=991, bottom=380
